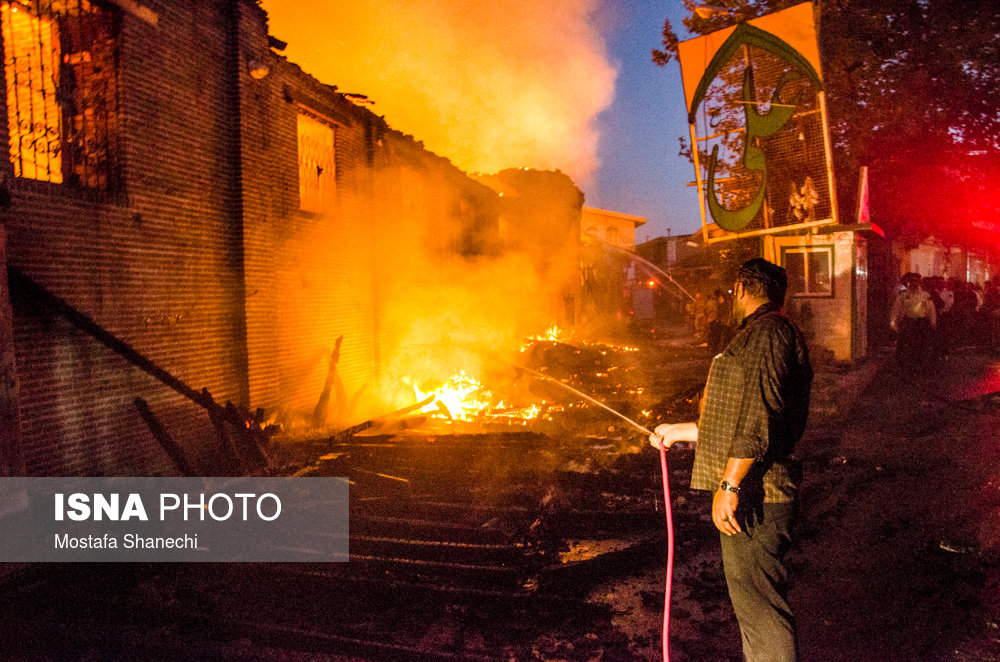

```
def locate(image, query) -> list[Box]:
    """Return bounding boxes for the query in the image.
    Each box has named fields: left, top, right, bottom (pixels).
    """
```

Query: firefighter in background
left=631, top=279, right=656, bottom=334
left=706, top=288, right=733, bottom=355
left=686, top=292, right=708, bottom=338
left=889, top=272, right=936, bottom=371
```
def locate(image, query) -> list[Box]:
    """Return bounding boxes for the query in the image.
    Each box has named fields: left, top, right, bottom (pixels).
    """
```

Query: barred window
left=1, top=0, right=119, bottom=189
left=297, top=110, right=335, bottom=213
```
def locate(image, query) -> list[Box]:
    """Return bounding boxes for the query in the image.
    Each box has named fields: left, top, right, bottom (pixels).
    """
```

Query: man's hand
left=649, top=421, right=698, bottom=450
left=713, top=488, right=741, bottom=535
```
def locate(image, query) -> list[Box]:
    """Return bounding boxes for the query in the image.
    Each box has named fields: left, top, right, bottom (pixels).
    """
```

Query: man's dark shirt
left=691, top=302, right=812, bottom=503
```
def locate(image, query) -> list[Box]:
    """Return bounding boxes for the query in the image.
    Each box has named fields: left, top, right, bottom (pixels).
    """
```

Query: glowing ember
left=405, top=371, right=541, bottom=423
left=521, top=324, right=572, bottom=352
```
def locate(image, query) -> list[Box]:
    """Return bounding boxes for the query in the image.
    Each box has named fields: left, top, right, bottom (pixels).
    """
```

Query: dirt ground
left=573, top=346, right=1000, bottom=661
left=2, top=341, right=1000, bottom=661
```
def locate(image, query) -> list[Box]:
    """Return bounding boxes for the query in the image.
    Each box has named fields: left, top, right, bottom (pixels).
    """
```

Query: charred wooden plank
left=203, top=388, right=242, bottom=474
left=311, top=335, right=343, bottom=427
left=349, top=534, right=526, bottom=565
left=328, top=394, right=435, bottom=444
left=133, top=397, right=196, bottom=476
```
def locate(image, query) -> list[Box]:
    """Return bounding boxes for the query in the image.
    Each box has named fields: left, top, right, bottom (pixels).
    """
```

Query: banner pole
left=818, top=91, right=840, bottom=225
left=690, top=123, right=710, bottom=245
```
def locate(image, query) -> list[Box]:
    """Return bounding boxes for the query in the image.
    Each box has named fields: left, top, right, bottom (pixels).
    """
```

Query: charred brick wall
left=0, top=0, right=251, bottom=475
left=0, top=0, right=505, bottom=474
left=239, top=45, right=383, bottom=426
left=242, top=50, right=502, bottom=427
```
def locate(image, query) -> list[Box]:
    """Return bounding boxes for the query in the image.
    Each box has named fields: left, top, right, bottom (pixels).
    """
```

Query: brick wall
left=239, top=48, right=382, bottom=425
left=1, top=0, right=250, bottom=475
left=0, top=0, right=509, bottom=474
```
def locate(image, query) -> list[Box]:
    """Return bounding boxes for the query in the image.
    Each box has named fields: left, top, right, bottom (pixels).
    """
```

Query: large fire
left=382, top=322, right=647, bottom=433
left=405, top=370, right=544, bottom=424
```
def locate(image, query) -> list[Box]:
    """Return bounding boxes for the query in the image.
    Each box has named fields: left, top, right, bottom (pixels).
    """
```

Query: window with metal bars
left=1, top=0, right=119, bottom=190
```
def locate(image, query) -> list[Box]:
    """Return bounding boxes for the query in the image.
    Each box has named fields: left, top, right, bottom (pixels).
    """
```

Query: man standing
left=889, top=272, right=936, bottom=370
left=651, top=258, right=812, bottom=662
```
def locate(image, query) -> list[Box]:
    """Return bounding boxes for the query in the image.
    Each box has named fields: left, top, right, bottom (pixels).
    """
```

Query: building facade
left=0, top=0, right=557, bottom=477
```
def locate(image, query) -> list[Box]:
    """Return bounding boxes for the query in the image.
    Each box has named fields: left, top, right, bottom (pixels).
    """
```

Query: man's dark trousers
left=720, top=501, right=798, bottom=662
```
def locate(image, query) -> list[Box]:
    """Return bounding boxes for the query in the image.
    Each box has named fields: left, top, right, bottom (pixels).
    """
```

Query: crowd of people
left=890, top=272, right=1000, bottom=371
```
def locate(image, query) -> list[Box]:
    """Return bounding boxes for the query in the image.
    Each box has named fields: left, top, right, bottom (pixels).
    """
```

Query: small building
left=897, top=236, right=995, bottom=286
left=581, top=207, right=645, bottom=249
left=763, top=229, right=874, bottom=363
left=578, top=207, right=646, bottom=331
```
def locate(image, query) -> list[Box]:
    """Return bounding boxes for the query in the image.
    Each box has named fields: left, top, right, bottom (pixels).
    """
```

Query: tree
left=654, top=0, right=1000, bottom=247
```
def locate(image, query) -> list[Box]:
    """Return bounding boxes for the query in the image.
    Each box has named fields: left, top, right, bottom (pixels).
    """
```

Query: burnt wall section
left=368, top=124, right=503, bottom=387
left=0, top=0, right=249, bottom=475
left=234, top=2, right=287, bottom=418
left=245, top=50, right=503, bottom=427
left=493, top=169, right=584, bottom=328
left=0, top=227, right=22, bottom=478
left=240, top=47, right=383, bottom=424
left=0, top=0, right=570, bottom=476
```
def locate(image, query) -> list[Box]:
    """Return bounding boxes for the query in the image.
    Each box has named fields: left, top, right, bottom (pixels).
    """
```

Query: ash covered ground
left=1, top=334, right=999, bottom=661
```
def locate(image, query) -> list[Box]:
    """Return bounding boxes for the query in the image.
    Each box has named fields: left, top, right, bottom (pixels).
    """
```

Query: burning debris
left=252, top=324, right=712, bottom=625
left=296, top=329, right=656, bottom=440
left=404, top=370, right=543, bottom=425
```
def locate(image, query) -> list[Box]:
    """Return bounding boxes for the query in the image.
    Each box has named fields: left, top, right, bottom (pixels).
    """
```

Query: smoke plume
left=260, top=0, right=617, bottom=186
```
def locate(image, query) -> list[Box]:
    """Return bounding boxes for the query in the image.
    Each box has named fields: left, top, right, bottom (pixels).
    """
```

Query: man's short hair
left=737, top=258, right=788, bottom=306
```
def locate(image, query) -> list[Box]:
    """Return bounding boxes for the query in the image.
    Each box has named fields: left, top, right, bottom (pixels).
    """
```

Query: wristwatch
left=719, top=480, right=740, bottom=494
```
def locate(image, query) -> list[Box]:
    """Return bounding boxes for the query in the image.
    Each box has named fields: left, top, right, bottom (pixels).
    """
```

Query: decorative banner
left=0, top=477, right=349, bottom=562
left=678, top=3, right=823, bottom=117
left=677, top=2, right=839, bottom=242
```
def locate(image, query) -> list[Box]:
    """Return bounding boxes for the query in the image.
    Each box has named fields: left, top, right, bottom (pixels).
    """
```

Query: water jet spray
left=513, top=362, right=675, bottom=661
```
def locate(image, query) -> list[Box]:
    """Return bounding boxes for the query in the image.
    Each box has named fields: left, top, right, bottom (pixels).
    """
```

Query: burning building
left=0, top=0, right=586, bottom=478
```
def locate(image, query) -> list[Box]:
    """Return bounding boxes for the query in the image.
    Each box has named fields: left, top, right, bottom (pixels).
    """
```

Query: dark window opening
left=782, top=245, right=834, bottom=297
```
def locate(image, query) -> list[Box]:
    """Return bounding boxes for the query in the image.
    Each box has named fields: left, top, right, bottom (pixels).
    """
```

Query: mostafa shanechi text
left=54, top=533, right=199, bottom=550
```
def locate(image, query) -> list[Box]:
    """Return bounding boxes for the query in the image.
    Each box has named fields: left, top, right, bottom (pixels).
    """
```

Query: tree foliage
left=655, top=0, right=1000, bottom=246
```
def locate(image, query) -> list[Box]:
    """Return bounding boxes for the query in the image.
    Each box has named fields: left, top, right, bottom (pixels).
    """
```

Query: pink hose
left=658, top=445, right=674, bottom=662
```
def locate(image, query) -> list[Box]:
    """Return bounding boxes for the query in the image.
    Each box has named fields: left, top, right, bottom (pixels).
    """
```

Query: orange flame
left=404, top=370, right=542, bottom=424
left=259, top=0, right=616, bottom=185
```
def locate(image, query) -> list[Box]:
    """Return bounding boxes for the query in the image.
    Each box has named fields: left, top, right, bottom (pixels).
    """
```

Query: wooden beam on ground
left=134, top=397, right=197, bottom=476
left=328, top=395, right=435, bottom=445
